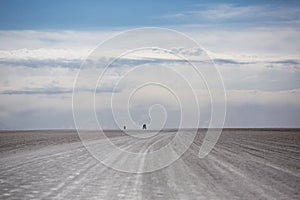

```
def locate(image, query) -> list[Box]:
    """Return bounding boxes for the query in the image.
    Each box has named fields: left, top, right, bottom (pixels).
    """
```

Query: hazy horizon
left=0, top=0, right=300, bottom=129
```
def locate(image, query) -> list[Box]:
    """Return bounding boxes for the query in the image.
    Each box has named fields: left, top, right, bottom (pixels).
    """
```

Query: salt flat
left=0, top=129, right=299, bottom=199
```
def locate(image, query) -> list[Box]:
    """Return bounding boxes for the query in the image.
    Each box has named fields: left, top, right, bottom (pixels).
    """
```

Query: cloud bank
left=0, top=22, right=300, bottom=129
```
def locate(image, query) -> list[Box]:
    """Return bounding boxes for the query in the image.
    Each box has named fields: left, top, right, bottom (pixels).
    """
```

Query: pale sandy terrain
left=0, top=129, right=299, bottom=199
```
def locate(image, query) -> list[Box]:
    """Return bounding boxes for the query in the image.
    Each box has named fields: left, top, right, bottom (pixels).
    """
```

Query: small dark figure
left=142, top=124, right=147, bottom=130
left=123, top=125, right=126, bottom=130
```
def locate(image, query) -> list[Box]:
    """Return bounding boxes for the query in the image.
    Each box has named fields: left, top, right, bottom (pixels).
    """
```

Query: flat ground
left=0, top=129, right=299, bottom=199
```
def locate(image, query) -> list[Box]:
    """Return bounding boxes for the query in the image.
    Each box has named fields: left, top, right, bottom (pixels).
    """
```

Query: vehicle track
left=0, top=129, right=299, bottom=199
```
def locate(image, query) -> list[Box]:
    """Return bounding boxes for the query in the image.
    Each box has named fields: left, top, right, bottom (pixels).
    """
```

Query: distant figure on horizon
left=142, top=124, right=147, bottom=130
left=123, top=125, right=126, bottom=130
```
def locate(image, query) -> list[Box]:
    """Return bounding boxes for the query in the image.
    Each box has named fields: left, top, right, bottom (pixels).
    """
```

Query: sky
left=0, top=0, right=300, bottom=129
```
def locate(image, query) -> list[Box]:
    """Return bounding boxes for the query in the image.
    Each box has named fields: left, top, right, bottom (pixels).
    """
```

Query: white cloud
left=0, top=26, right=299, bottom=129
left=191, top=4, right=263, bottom=20
left=0, top=30, right=116, bottom=50
left=227, top=88, right=300, bottom=105
left=0, top=48, right=90, bottom=60
left=163, top=3, right=300, bottom=22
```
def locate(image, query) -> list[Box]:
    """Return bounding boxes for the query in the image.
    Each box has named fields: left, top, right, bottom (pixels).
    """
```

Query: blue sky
left=0, top=0, right=299, bottom=29
left=0, top=0, right=196, bottom=29
left=0, top=0, right=299, bottom=129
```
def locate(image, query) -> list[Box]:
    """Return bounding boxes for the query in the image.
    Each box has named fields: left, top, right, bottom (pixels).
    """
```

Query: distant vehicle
left=142, top=124, right=147, bottom=130
left=123, top=126, right=126, bottom=130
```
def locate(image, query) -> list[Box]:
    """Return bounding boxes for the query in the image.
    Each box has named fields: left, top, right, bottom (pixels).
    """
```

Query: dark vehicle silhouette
left=142, top=124, right=147, bottom=130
